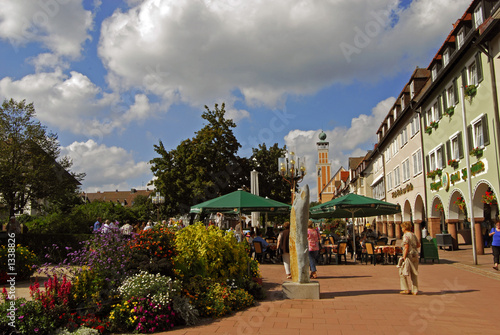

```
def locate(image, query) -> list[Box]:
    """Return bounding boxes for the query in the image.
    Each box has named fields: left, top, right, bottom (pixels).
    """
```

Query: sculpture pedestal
left=282, top=281, right=320, bottom=299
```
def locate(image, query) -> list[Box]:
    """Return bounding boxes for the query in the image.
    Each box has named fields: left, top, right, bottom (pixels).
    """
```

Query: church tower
left=316, top=131, right=331, bottom=203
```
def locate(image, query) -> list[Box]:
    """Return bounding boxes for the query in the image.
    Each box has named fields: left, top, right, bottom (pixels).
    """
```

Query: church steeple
left=316, top=131, right=331, bottom=202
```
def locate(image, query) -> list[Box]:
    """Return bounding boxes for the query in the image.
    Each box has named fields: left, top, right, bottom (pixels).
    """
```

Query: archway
left=430, top=196, right=445, bottom=237
left=473, top=181, right=498, bottom=251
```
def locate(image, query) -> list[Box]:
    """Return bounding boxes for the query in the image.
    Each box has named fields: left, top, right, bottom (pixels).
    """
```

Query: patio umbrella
left=189, top=189, right=291, bottom=216
left=310, top=193, right=401, bottom=261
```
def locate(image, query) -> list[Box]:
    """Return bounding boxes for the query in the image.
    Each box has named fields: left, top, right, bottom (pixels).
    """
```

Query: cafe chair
left=334, top=241, right=348, bottom=265
left=390, top=239, right=397, bottom=245
left=253, top=241, right=264, bottom=263
left=362, top=241, right=378, bottom=265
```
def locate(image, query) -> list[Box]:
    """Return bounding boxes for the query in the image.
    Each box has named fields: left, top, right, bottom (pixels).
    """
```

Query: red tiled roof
left=82, top=189, right=153, bottom=207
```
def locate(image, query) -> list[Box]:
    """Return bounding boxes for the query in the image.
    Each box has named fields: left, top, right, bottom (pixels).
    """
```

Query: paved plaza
left=163, top=245, right=499, bottom=335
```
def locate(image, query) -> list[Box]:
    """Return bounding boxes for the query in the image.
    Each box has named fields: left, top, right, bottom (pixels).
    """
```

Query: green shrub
left=0, top=244, right=38, bottom=283
left=0, top=298, right=57, bottom=335
left=174, top=223, right=251, bottom=282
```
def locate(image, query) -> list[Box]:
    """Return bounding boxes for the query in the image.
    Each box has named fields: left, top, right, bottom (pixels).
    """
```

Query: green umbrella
left=189, top=189, right=291, bottom=215
left=310, top=193, right=401, bottom=261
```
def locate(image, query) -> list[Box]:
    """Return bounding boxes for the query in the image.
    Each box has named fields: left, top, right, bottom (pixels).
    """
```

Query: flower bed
left=0, top=223, right=263, bottom=334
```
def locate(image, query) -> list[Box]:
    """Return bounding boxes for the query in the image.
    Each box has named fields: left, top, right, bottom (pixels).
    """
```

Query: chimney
left=131, top=188, right=136, bottom=193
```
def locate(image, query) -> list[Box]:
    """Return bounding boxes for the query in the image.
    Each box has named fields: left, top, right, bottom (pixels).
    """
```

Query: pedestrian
left=235, top=219, right=243, bottom=242
left=120, top=220, right=134, bottom=237
left=307, top=220, right=320, bottom=279
left=93, top=217, right=102, bottom=232
left=399, top=221, right=421, bottom=295
left=215, top=212, right=223, bottom=229
left=102, top=219, right=111, bottom=233
left=489, top=220, right=500, bottom=270
left=277, top=221, right=291, bottom=279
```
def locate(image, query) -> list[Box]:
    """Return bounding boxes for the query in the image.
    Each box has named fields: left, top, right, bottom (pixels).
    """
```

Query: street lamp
left=278, top=151, right=306, bottom=204
left=152, top=192, right=165, bottom=223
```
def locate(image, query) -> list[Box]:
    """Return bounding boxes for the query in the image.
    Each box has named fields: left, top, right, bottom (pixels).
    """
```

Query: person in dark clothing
left=277, top=221, right=291, bottom=279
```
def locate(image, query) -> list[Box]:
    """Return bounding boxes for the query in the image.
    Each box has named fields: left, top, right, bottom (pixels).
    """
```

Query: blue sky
left=0, top=0, right=471, bottom=200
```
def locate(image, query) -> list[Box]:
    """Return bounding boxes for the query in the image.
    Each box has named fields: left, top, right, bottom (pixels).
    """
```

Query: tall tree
left=250, top=143, right=292, bottom=204
left=0, top=99, right=84, bottom=217
left=150, top=103, right=249, bottom=215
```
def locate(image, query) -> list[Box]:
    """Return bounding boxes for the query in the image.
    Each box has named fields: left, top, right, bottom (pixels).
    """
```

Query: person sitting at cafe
left=253, top=229, right=275, bottom=262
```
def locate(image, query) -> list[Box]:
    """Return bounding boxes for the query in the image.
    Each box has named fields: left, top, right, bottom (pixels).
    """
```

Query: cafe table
left=374, top=245, right=403, bottom=264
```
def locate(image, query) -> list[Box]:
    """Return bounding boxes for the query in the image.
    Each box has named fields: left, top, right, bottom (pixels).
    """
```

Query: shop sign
left=391, top=183, right=414, bottom=199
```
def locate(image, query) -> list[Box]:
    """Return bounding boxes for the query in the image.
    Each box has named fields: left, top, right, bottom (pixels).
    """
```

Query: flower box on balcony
left=448, top=159, right=459, bottom=169
left=425, top=126, right=432, bottom=134
left=469, top=147, right=483, bottom=158
left=430, top=121, right=439, bottom=129
left=444, top=106, right=454, bottom=117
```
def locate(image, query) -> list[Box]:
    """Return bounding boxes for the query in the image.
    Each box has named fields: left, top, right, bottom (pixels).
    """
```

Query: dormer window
left=457, top=28, right=465, bottom=48
left=410, top=81, right=415, bottom=99
left=474, top=4, right=484, bottom=29
left=431, top=65, right=438, bottom=81
left=401, top=95, right=405, bottom=110
left=443, top=49, right=450, bottom=66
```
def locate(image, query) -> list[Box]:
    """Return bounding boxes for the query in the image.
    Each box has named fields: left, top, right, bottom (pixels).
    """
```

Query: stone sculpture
left=289, top=184, right=310, bottom=283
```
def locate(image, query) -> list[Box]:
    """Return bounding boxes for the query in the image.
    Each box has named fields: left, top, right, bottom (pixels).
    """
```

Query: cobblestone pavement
left=162, top=244, right=499, bottom=335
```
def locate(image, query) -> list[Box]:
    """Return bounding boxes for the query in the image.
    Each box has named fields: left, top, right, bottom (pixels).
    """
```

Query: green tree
left=150, top=103, right=248, bottom=215
left=0, top=99, right=84, bottom=217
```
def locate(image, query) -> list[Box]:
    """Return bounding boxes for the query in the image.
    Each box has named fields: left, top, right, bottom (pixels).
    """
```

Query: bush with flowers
left=0, top=297, right=56, bottom=335
left=0, top=244, right=38, bottom=283
left=126, top=225, right=177, bottom=277
left=454, top=197, right=467, bottom=214
left=174, top=223, right=251, bottom=282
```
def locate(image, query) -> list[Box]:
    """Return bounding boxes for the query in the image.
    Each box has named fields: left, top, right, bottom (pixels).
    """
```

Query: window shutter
left=476, top=52, right=483, bottom=84
left=425, top=155, right=430, bottom=172
left=423, top=110, right=428, bottom=127
left=446, top=140, right=451, bottom=161
left=458, top=132, right=464, bottom=159
left=442, top=90, right=448, bottom=109
left=441, top=145, right=446, bottom=168
left=461, top=68, right=467, bottom=89
left=483, top=114, right=490, bottom=146
left=467, top=124, right=473, bottom=151
left=453, top=78, right=459, bottom=104
left=438, top=95, right=443, bottom=118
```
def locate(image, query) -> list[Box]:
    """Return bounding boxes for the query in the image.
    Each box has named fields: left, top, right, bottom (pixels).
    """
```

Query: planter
left=430, top=121, right=439, bottom=130
left=425, top=126, right=432, bottom=135
left=465, top=85, right=477, bottom=98
left=444, top=106, right=454, bottom=117
left=470, top=147, right=483, bottom=158
left=448, top=159, right=459, bottom=169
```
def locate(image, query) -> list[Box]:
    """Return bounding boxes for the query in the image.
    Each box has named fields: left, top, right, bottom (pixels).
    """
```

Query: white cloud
left=98, top=0, right=469, bottom=109
left=0, top=70, right=160, bottom=137
left=284, top=97, right=395, bottom=201
left=0, top=0, right=93, bottom=58
left=61, top=139, right=152, bottom=192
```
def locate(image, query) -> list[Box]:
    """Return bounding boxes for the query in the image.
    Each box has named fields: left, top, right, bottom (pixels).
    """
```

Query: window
left=431, top=65, right=438, bottom=81
left=402, top=159, right=410, bottom=182
left=467, top=115, right=490, bottom=152
left=447, top=85, right=455, bottom=107
left=443, top=49, right=450, bottom=66
left=401, top=127, right=408, bottom=147
left=446, top=132, right=464, bottom=162
left=360, top=178, right=364, bottom=187
left=457, top=28, right=464, bottom=48
left=401, top=95, right=405, bottom=110
left=432, top=101, right=440, bottom=122
left=385, top=148, right=391, bottom=162
left=410, top=81, right=415, bottom=99
left=394, top=166, right=401, bottom=187
left=387, top=171, right=392, bottom=190
left=474, top=4, right=484, bottom=29
left=392, top=138, right=399, bottom=156
left=410, top=115, right=420, bottom=137
left=427, top=145, right=445, bottom=172
left=462, top=53, right=483, bottom=87
left=412, top=149, right=423, bottom=176
left=468, top=62, right=477, bottom=86
left=373, top=180, right=385, bottom=200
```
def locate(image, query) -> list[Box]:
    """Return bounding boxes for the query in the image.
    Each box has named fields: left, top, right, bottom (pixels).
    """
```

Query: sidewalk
left=163, top=244, right=499, bottom=335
